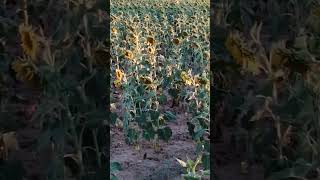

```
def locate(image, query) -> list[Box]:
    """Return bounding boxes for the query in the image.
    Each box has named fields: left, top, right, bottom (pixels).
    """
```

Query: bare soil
left=110, top=100, right=203, bottom=180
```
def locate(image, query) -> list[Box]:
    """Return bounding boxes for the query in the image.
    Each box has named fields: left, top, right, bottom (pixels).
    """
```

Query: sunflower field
left=1, top=0, right=108, bottom=179
left=110, top=0, right=210, bottom=179
left=213, top=0, right=320, bottom=179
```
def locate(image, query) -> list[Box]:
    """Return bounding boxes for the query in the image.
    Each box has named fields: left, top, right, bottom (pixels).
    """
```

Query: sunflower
left=225, top=32, right=244, bottom=65
left=115, top=69, right=124, bottom=81
left=146, top=37, right=155, bottom=46
left=19, top=24, right=38, bottom=60
left=111, top=27, right=118, bottom=35
left=169, top=27, right=174, bottom=34
left=189, top=42, right=199, bottom=49
left=147, top=46, right=156, bottom=54
left=172, top=38, right=180, bottom=45
left=11, top=59, right=37, bottom=83
left=124, top=50, right=134, bottom=60
left=113, top=79, right=122, bottom=88
left=205, top=83, right=210, bottom=92
left=196, top=76, right=209, bottom=85
left=139, top=76, right=153, bottom=84
left=204, top=51, right=210, bottom=61
left=180, top=71, right=193, bottom=85
left=225, top=32, right=259, bottom=74
left=193, top=76, right=201, bottom=87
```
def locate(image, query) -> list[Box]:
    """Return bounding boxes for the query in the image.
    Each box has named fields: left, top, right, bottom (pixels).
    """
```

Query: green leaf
left=157, top=127, right=172, bottom=141
left=163, top=111, right=176, bottom=122
left=193, top=129, right=205, bottom=140
left=111, top=175, right=118, bottom=180
left=143, top=128, right=156, bottom=140
left=187, top=122, right=195, bottom=137
left=110, top=162, right=122, bottom=172
left=136, top=113, right=147, bottom=126
left=125, top=128, right=139, bottom=144
left=149, top=110, right=160, bottom=120
left=158, top=94, right=167, bottom=105
left=202, top=154, right=210, bottom=170
left=168, top=87, right=180, bottom=99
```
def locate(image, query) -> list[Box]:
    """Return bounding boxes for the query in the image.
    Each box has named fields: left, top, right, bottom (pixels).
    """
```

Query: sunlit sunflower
left=113, top=79, right=122, bottom=88
left=124, top=50, right=134, bottom=60
left=193, top=76, right=201, bottom=87
left=111, top=28, right=118, bottom=35
left=180, top=71, right=193, bottom=85
left=147, top=46, right=156, bottom=54
left=115, top=69, right=124, bottom=81
left=19, top=24, right=38, bottom=60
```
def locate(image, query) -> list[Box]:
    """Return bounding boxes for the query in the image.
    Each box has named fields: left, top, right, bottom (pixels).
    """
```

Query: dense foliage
left=213, top=0, right=320, bottom=179
left=0, top=0, right=108, bottom=179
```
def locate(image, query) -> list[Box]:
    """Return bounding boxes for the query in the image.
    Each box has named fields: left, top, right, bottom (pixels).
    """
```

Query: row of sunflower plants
left=213, top=0, right=320, bottom=179
left=110, top=0, right=210, bottom=178
left=1, top=0, right=108, bottom=179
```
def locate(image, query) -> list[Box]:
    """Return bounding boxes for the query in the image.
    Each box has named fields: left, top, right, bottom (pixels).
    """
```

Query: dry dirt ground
left=110, top=98, right=207, bottom=180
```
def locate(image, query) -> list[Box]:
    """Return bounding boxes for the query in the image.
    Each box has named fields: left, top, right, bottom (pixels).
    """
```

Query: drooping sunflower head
left=172, top=38, right=180, bottom=45
left=225, top=32, right=243, bottom=64
left=181, top=31, right=188, bottom=38
left=146, top=37, right=155, bottom=46
left=180, top=71, right=193, bottom=86
left=124, top=50, right=134, bottom=60
left=147, top=46, right=156, bottom=54
left=11, top=59, right=39, bottom=87
left=139, top=76, right=153, bottom=85
left=115, top=69, right=124, bottom=81
left=196, top=76, right=209, bottom=86
left=189, top=42, right=199, bottom=49
left=225, top=31, right=262, bottom=75
left=111, top=27, right=118, bottom=35
left=19, top=24, right=38, bottom=60
left=113, top=79, right=122, bottom=88
left=144, top=15, right=150, bottom=21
